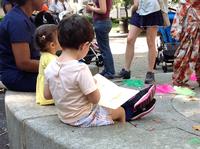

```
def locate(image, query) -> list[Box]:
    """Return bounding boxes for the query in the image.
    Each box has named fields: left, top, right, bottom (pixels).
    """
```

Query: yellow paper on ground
left=94, top=74, right=139, bottom=109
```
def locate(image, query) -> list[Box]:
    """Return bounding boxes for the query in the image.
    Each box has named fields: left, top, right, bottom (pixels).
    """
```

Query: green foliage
left=0, top=16, right=3, bottom=21
left=113, top=0, right=121, bottom=5
left=123, top=0, right=132, bottom=7
left=85, top=15, right=93, bottom=24
left=172, top=0, right=179, bottom=3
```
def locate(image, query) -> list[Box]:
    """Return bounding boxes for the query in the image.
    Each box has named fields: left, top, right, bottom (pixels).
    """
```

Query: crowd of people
left=0, top=0, right=199, bottom=127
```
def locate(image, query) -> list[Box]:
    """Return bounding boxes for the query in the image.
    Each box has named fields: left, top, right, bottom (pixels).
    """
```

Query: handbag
left=158, top=0, right=170, bottom=26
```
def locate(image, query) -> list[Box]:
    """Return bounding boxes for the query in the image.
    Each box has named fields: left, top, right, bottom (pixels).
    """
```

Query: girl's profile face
left=32, top=0, right=45, bottom=11
left=55, top=37, right=61, bottom=51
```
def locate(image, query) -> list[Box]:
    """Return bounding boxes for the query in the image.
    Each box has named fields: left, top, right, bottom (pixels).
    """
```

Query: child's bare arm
left=44, top=84, right=53, bottom=100
left=86, top=89, right=100, bottom=104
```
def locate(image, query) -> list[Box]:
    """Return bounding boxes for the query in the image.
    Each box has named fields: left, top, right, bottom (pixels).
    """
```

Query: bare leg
left=125, top=25, right=142, bottom=71
left=146, top=26, right=157, bottom=72
left=110, top=107, right=126, bottom=123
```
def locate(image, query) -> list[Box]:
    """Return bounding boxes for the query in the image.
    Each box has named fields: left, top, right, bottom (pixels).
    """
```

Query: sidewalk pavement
left=0, top=14, right=200, bottom=148
left=107, top=37, right=200, bottom=148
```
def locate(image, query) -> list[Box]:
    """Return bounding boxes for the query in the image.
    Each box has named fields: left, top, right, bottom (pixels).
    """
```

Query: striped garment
left=71, top=105, right=114, bottom=127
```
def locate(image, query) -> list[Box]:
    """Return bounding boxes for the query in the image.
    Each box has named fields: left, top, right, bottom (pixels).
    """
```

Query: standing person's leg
left=94, top=20, right=115, bottom=79
left=119, top=25, right=142, bottom=79
left=125, top=25, right=142, bottom=70
left=145, top=26, right=157, bottom=84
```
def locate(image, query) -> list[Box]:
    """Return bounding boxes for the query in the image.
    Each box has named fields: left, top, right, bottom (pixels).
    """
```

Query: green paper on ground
left=174, top=86, right=196, bottom=96
left=188, top=137, right=200, bottom=145
left=123, top=79, right=144, bottom=88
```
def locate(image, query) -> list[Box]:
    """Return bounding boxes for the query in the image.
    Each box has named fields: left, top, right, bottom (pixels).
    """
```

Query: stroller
left=81, top=42, right=104, bottom=67
left=33, top=11, right=104, bottom=67
left=155, top=8, right=180, bottom=72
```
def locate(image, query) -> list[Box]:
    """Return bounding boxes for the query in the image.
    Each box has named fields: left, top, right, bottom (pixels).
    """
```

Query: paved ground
left=1, top=35, right=200, bottom=148
left=0, top=7, right=200, bottom=148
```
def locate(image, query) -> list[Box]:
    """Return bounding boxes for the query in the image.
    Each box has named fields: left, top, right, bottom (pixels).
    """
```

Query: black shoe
left=103, top=73, right=114, bottom=79
left=145, top=72, right=155, bottom=84
left=118, top=68, right=131, bottom=79
left=122, top=85, right=156, bottom=111
left=99, top=70, right=106, bottom=76
left=131, top=98, right=156, bottom=120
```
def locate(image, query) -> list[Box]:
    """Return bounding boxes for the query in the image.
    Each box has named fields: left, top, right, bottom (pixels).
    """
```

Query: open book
left=94, top=74, right=139, bottom=109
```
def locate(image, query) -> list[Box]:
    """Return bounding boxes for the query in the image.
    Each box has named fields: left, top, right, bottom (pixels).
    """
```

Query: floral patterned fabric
left=171, top=0, right=200, bottom=85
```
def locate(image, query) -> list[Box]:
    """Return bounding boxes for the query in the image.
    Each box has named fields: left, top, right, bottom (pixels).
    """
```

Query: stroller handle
left=168, top=7, right=176, bottom=12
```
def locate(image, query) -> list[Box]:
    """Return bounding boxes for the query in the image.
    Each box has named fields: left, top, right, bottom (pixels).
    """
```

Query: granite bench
left=4, top=66, right=200, bottom=149
left=5, top=91, right=200, bottom=149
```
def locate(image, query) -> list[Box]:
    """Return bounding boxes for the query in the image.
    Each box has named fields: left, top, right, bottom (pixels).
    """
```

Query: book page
left=94, top=74, right=139, bottom=109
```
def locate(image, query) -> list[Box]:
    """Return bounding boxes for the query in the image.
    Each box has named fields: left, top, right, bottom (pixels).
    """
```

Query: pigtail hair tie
left=42, top=35, right=46, bottom=40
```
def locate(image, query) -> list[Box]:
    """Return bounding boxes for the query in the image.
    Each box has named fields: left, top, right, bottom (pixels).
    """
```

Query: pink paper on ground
left=156, top=84, right=175, bottom=94
left=190, top=73, right=197, bottom=81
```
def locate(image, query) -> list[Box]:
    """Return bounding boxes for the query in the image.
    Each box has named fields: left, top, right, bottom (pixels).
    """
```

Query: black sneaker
left=122, top=85, right=156, bottom=111
left=145, top=72, right=155, bottom=84
left=131, top=98, right=156, bottom=120
left=118, top=68, right=131, bottom=79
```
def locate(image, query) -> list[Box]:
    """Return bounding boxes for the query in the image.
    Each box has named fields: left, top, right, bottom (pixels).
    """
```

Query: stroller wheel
left=162, top=62, right=168, bottom=73
left=96, top=55, right=104, bottom=67
left=154, top=57, right=160, bottom=69
left=154, top=59, right=157, bottom=69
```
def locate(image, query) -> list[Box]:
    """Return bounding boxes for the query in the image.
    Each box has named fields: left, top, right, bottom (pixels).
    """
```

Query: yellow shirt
left=36, top=52, right=56, bottom=105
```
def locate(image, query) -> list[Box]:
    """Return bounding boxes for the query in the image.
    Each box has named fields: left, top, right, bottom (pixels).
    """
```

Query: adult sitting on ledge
left=0, top=0, right=44, bottom=92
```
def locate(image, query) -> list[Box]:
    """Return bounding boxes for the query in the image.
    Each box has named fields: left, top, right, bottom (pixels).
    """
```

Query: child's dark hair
left=35, top=24, right=58, bottom=52
left=58, top=14, right=94, bottom=50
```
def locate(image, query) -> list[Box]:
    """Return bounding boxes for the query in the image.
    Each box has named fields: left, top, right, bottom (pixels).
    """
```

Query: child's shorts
left=130, top=10, right=164, bottom=29
left=72, top=105, right=114, bottom=127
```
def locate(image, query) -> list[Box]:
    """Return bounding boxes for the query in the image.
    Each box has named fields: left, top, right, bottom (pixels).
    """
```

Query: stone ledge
left=5, top=91, right=200, bottom=149
left=4, top=64, right=99, bottom=149
left=5, top=91, right=136, bottom=149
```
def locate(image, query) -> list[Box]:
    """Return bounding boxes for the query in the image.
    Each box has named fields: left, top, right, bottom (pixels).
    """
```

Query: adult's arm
left=4, top=3, right=13, bottom=13
left=86, top=0, right=107, bottom=14
left=12, top=43, right=39, bottom=72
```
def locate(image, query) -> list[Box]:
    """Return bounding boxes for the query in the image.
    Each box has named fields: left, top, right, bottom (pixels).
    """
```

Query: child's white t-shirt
left=45, top=60, right=97, bottom=124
